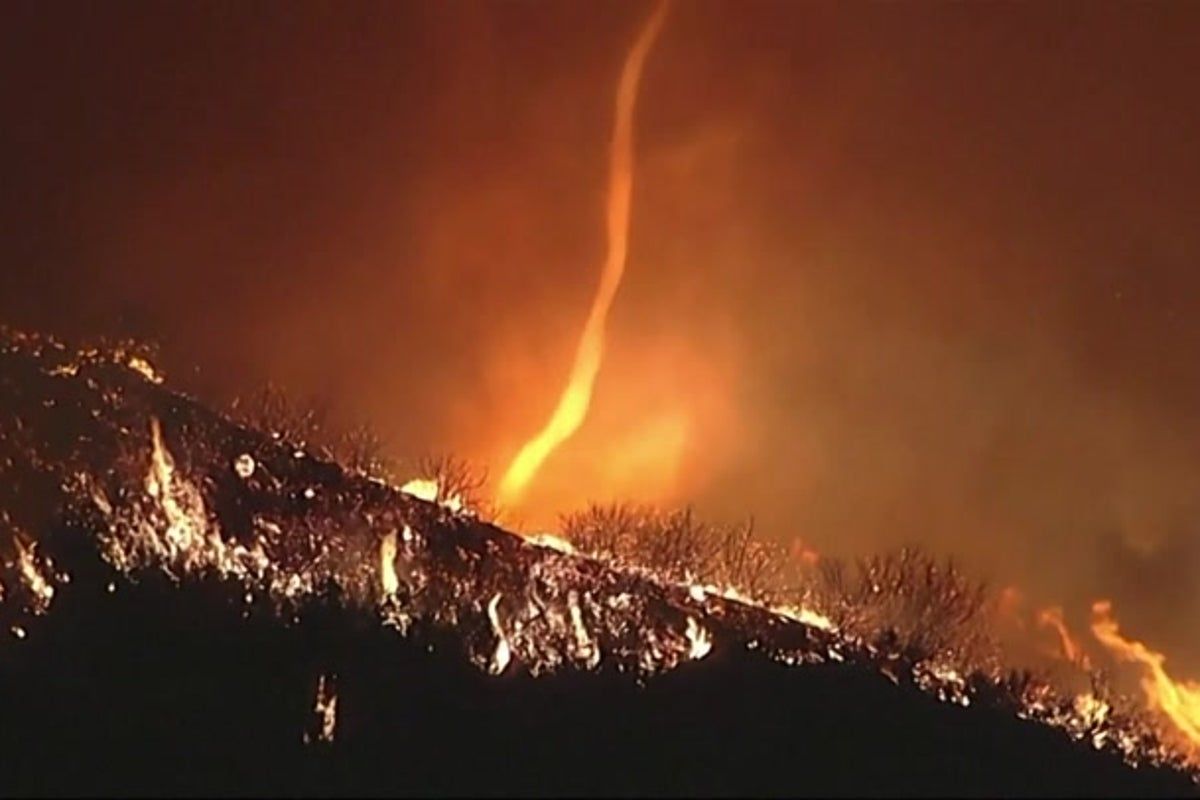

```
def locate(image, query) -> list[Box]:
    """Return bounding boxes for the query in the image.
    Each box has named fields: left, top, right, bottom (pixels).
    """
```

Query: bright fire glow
left=685, top=616, right=713, bottom=660
left=399, top=478, right=439, bottom=503
left=400, top=478, right=465, bottom=514
left=1091, top=600, right=1200, bottom=753
left=312, top=673, right=338, bottom=744
left=14, top=538, right=56, bottom=615
left=525, top=531, right=578, bottom=555
left=496, top=0, right=671, bottom=506
left=1037, top=605, right=1091, bottom=669
left=379, top=530, right=399, bottom=597
left=8, top=333, right=1200, bottom=775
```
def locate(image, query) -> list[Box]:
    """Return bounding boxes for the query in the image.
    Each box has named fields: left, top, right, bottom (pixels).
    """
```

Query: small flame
left=105, top=418, right=270, bottom=582
left=19, top=334, right=1200, bottom=775
left=1037, top=605, right=1091, bottom=669
left=14, top=539, right=55, bottom=614
left=496, top=0, right=671, bottom=506
left=684, top=616, right=712, bottom=660
left=692, top=580, right=835, bottom=633
left=311, top=673, right=338, bottom=744
left=380, top=530, right=399, bottom=597
left=1074, top=692, right=1112, bottom=728
left=525, top=531, right=577, bottom=555
left=568, top=591, right=600, bottom=668
left=145, top=417, right=208, bottom=561
left=1091, top=599, right=1200, bottom=753
left=486, top=593, right=512, bottom=675
left=399, top=478, right=439, bottom=503
left=775, top=602, right=836, bottom=633
left=400, top=478, right=464, bottom=513
left=127, top=355, right=164, bottom=384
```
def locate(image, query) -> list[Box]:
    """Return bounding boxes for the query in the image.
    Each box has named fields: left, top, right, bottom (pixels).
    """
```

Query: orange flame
left=497, top=0, right=671, bottom=507
left=1037, top=605, right=1091, bottom=669
left=1091, top=599, right=1200, bottom=752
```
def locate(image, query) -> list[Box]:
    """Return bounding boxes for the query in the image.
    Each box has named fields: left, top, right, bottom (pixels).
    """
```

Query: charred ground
left=0, top=331, right=1193, bottom=797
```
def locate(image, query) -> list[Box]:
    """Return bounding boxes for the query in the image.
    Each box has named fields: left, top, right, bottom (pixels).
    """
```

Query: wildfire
left=4, top=331, right=1200, bottom=779
left=400, top=477, right=465, bottom=514
left=524, top=531, right=578, bottom=555
left=1091, top=600, right=1200, bottom=754
left=684, top=616, right=713, bottom=660
left=379, top=529, right=399, bottom=597
left=308, top=673, right=338, bottom=744
left=496, top=0, right=671, bottom=507
left=486, top=592, right=513, bottom=675
left=1038, top=605, right=1091, bottom=669
left=14, top=539, right=56, bottom=614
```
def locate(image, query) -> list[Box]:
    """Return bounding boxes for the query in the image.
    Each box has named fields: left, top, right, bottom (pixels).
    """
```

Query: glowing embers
left=14, top=538, right=57, bottom=614
left=6, top=331, right=1197, bottom=776
left=0, top=511, right=61, bottom=646
left=466, top=558, right=730, bottom=679
left=913, top=660, right=971, bottom=708
left=0, top=534, right=67, bottom=639
left=233, top=453, right=256, bottom=479
left=304, top=673, right=338, bottom=745
left=31, top=335, right=165, bottom=387
left=126, top=355, right=164, bottom=384
left=95, top=418, right=270, bottom=584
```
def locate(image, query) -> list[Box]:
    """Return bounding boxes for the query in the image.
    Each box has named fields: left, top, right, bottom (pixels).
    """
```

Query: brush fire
left=1, top=329, right=1197, bottom=792
left=3, top=0, right=1200, bottom=796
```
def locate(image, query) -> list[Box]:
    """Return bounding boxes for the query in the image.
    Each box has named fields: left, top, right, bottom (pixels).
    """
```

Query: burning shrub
left=808, top=547, right=995, bottom=668
left=560, top=503, right=709, bottom=583
left=560, top=503, right=785, bottom=602
left=706, top=517, right=787, bottom=602
left=409, top=453, right=492, bottom=519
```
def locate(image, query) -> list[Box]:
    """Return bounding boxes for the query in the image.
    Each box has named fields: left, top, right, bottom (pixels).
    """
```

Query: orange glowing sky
left=3, top=0, right=1200, bottom=673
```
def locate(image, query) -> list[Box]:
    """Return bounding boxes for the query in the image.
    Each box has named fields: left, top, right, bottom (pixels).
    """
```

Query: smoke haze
left=3, top=1, right=1200, bottom=669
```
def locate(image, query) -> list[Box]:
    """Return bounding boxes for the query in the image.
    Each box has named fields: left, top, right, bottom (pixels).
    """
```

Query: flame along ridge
left=0, top=329, right=1193, bottom=777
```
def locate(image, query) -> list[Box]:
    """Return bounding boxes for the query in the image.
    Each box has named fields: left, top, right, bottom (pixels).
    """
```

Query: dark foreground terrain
left=0, top=573, right=1192, bottom=797
left=0, top=331, right=1193, bottom=797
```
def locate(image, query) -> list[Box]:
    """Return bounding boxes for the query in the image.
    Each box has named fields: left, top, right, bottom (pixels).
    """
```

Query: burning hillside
left=5, top=0, right=1200, bottom=794
left=0, top=329, right=1195, bottom=795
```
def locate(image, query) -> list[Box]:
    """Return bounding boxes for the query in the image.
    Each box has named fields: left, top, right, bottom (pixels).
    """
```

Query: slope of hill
left=0, top=330, right=1193, bottom=796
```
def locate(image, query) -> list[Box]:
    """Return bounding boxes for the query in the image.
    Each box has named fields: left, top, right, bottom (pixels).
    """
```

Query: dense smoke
left=2, top=1, right=1200, bottom=673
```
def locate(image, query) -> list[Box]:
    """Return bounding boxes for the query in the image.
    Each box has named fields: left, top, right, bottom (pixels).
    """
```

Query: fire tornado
left=497, top=0, right=671, bottom=507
